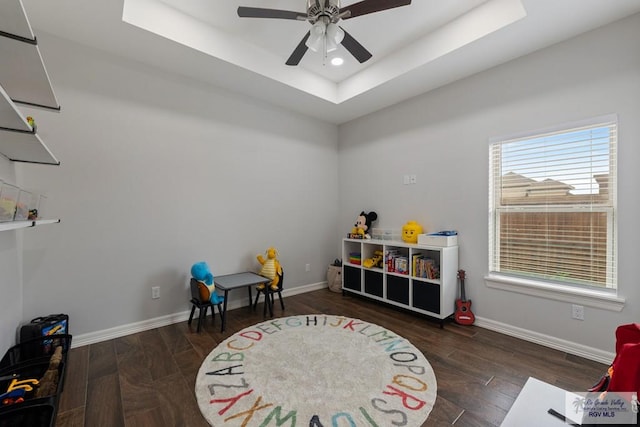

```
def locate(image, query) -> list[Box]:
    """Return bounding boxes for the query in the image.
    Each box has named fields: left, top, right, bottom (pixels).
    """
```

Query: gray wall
left=8, top=35, right=339, bottom=340
left=0, top=156, right=22, bottom=351
left=338, top=13, right=640, bottom=353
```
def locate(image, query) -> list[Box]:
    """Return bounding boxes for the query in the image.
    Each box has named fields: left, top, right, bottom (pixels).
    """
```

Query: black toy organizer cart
left=0, top=315, right=71, bottom=427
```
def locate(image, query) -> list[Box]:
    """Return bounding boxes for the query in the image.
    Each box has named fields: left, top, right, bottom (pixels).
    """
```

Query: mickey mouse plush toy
left=350, top=211, right=378, bottom=239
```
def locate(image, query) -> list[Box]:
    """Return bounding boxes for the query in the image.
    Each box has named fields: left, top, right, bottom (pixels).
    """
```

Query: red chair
left=590, top=323, right=640, bottom=395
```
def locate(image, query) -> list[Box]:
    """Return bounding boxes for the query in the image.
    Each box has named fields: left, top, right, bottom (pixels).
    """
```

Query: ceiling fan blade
left=286, top=32, right=311, bottom=66
left=340, top=0, right=411, bottom=19
left=340, top=28, right=372, bottom=63
left=237, top=7, right=307, bottom=20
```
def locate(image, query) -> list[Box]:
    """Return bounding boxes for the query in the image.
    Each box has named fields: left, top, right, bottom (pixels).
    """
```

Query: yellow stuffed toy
left=257, top=247, right=282, bottom=291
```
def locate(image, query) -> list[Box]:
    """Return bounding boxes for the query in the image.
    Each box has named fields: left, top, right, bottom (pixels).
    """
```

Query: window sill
left=484, top=274, right=625, bottom=312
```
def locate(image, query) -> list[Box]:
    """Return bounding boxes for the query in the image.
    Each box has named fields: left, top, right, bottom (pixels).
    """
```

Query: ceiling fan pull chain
left=322, top=31, right=327, bottom=66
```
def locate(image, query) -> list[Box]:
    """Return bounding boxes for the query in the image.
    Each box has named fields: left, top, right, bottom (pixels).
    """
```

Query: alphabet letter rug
left=195, top=314, right=437, bottom=426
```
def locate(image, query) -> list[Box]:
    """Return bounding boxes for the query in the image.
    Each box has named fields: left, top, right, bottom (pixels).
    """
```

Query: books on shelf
left=396, top=257, right=408, bottom=274
left=385, top=249, right=408, bottom=275
left=412, top=255, right=440, bottom=280
left=384, top=249, right=440, bottom=279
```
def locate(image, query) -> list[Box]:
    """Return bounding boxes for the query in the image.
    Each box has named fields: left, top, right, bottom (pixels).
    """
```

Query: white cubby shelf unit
left=342, top=238, right=459, bottom=327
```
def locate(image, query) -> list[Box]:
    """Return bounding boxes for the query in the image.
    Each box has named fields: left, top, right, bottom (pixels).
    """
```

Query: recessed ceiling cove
left=122, top=0, right=525, bottom=104
left=21, top=0, right=640, bottom=123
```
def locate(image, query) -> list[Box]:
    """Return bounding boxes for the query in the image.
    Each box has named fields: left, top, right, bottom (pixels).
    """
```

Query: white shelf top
left=0, top=218, right=59, bottom=232
left=0, top=86, right=59, bottom=164
left=0, top=88, right=60, bottom=164
left=34, top=219, right=60, bottom=226
left=0, top=128, right=59, bottom=164
left=344, top=237, right=458, bottom=250
left=0, top=83, right=32, bottom=131
left=0, top=1, right=60, bottom=165
left=0, top=0, right=34, bottom=41
left=0, top=0, right=60, bottom=110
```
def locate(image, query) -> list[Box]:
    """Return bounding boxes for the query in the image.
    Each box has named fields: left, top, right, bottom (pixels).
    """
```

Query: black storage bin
left=1, top=318, right=71, bottom=427
left=0, top=357, right=66, bottom=426
left=343, top=265, right=362, bottom=291
left=0, top=334, right=71, bottom=400
left=0, top=358, right=67, bottom=399
left=0, top=397, right=57, bottom=427
left=387, top=275, right=409, bottom=305
left=412, top=281, right=441, bottom=314
left=0, top=335, right=71, bottom=372
left=364, top=270, right=383, bottom=297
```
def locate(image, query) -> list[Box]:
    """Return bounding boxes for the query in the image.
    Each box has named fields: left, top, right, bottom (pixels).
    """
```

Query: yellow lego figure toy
left=402, top=220, right=423, bottom=244
left=257, top=247, right=282, bottom=291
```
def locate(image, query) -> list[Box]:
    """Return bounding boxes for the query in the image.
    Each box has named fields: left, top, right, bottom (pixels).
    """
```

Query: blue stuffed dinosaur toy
left=191, top=261, right=224, bottom=304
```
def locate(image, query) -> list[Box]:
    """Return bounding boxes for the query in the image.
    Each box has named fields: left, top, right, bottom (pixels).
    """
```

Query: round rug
left=195, top=314, right=437, bottom=426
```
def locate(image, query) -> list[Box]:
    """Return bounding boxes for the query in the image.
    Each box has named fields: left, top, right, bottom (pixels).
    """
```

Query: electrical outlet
left=410, top=174, right=417, bottom=184
left=152, top=286, right=160, bottom=299
left=305, top=263, right=311, bottom=272
left=571, top=304, right=584, bottom=320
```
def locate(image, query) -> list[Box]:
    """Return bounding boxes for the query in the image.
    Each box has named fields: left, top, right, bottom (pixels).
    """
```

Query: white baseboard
left=71, top=281, right=329, bottom=348
left=72, top=283, right=615, bottom=365
left=474, top=316, right=615, bottom=365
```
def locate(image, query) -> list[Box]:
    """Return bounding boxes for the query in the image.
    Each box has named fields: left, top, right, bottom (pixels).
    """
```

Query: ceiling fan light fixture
left=325, top=23, right=344, bottom=51
left=239, top=0, right=412, bottom=66
left=326, top=37, right=339, bottom=53
left=327, top=23, right=344, bottom=44
left=305, top=21, right=326, bottom=52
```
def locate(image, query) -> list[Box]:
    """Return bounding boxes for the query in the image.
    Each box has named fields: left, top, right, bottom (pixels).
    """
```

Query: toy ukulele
left=454, top=269, right=475, bottom=325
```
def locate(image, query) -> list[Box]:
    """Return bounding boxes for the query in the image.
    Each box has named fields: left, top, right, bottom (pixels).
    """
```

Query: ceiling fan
left=237, top=0, right=412, bottom=66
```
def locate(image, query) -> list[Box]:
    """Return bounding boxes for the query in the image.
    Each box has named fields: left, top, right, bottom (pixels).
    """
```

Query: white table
left=501, top=377, right=580, bottom=426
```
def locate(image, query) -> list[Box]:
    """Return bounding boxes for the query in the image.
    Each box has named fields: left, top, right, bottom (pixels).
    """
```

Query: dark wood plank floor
left=55, top=289, right=606, bottom=426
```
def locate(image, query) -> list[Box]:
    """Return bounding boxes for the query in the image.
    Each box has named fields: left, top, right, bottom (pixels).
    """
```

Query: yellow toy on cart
left=257, top=247, right=282, bottom=291
left=363, top=250, right=384, bottom=269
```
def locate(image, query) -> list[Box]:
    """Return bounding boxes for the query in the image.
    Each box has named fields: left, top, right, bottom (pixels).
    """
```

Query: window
left=489, top=115, right=617, bottom=290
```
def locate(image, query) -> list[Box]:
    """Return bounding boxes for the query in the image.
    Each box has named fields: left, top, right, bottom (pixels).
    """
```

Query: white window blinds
left=489, top=116, right=617, bottom=289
